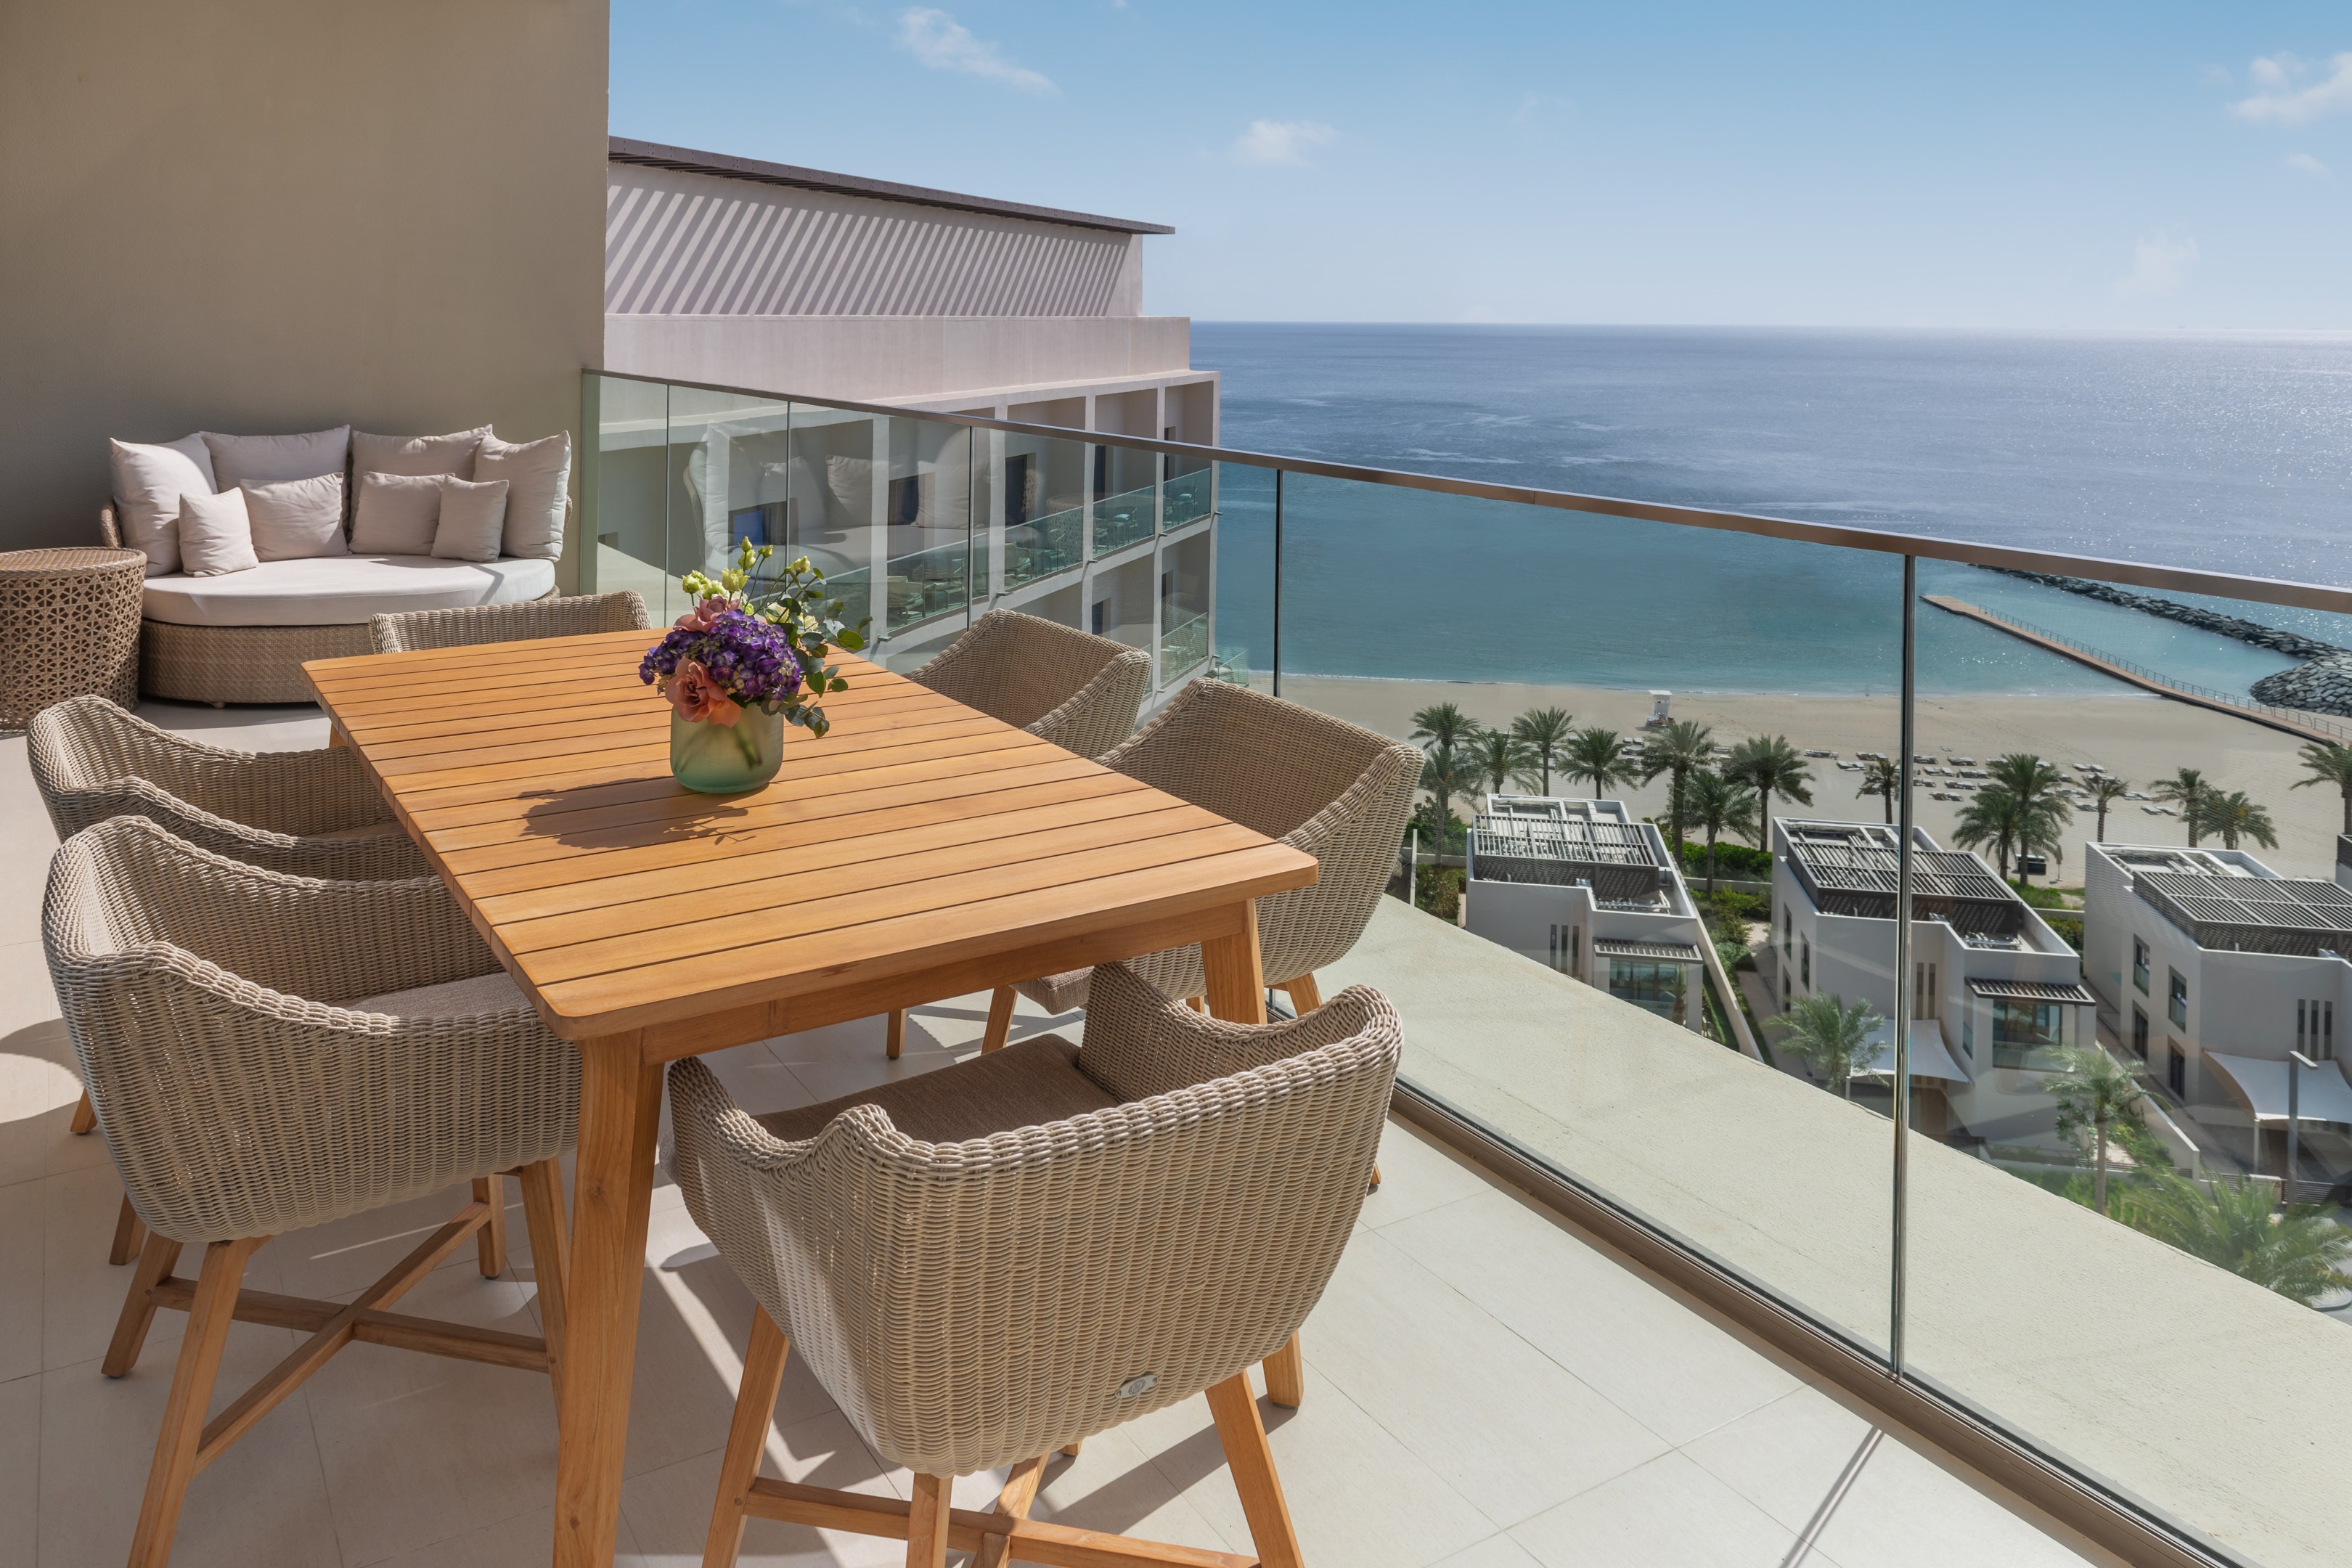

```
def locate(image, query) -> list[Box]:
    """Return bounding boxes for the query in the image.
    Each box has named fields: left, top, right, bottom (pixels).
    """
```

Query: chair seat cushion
left=352, top=970, right=529, bottom=1016
left=755, top=1035, right=1116, bottom=1145
left=140, top=554, right=556, bottom=626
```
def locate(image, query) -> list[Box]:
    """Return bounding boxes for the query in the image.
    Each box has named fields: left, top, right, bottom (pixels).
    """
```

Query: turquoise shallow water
left=1196, top=325, right=2352, bottom=696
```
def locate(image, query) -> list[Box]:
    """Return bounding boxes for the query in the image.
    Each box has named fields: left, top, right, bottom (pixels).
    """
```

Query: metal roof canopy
left=1471, top=809, right=1670, bottom=902
left=608, top=137, right=1175, bottom=235
left=1967, top=977, right=2099, bottom=1005
left=1782, top=823, right=2024, bottom=936
left=2206, top=1052, right=2352, bottom=1124
left=1591, top=938, right=1704, bottom=962
left=2135, top=871, right=2352, bottom=957
left=1861, top=1018, right=1969, bottom=1083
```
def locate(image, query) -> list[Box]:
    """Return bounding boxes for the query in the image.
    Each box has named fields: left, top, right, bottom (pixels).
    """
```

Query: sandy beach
left=1274, top=673, right=2352, bottom=881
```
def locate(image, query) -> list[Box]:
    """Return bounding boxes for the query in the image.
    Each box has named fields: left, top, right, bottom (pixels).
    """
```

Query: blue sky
left=610, top=2, right=2352, bottom=328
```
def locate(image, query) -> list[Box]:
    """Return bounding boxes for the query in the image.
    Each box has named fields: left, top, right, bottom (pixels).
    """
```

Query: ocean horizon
left=1193, top=324, right=2352, bottom=698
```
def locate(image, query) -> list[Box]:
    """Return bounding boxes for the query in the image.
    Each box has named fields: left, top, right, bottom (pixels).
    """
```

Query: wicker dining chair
left=672, top=961, right=1400, bottom=1568
left=984, top=679, right=1421, bottom=1045
left=44, top=816, right=579, bottom=1568
left=878, top=608, right=1153, bottom=1060
left=369, top=588, right=651, bottom=653
left=30, top=695, right=437, bottom=1264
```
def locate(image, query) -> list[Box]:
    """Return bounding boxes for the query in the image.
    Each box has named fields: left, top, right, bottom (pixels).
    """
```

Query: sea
left=1190, top=324, right=2352, bottom=698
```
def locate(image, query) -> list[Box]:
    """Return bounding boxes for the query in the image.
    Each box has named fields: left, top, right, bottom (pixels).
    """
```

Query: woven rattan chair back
left=909, top=608, right=1150, bottom=759
left=671, top=963, right=1399, bottom=1479
left=44, top=816, right=577, bottom=1244
left=28, top=695, right=424, bottom=878
left=369, top=589, right=651, bottom=654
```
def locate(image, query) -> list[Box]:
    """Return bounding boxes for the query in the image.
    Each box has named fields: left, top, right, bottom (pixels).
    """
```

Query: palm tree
left=1990, top=754, right=2071, bottom=878
left=1418, top=748, right=1477, bottom=846
left=2086, top=775, right=2131, bottom=842
left=1989, top=752, right=2067, bottom=812
left=1410, top=701, right=1478, bottom=759
left=1639, top=720, right=1716, bottom=854
left=2292, top=740, right=2352, bottom=836
left=1562, top=726, right=1637, bottom=800
left=1722, top=735, right=1815, bottom=852
left=1856, top=757, right=1900, bottom=824
left=1469, top=727, right=1535, bottom=797
left=1510, top=707, right=1575, bottom=794
left=2151, top=767, right=2210, bottom=848
left=2196, top=789, right=2279, bottom=852
left=2043, top=1046, right=2147, bottom=1217
left=1684, top=769, right=1760, bottom=892
left=1768, top=994, right=1883, bottom=1099
left=1953, top=785, right=2023, bottom=880
left=2135, top=1172, right=2352, bottom=1307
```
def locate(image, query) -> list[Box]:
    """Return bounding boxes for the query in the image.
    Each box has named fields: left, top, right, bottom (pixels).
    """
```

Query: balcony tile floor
left=0, top=706, right=2110, bottom=1567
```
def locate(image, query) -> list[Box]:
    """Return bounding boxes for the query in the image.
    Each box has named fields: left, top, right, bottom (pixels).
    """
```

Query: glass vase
left=669, top=706, right=788, bottom=793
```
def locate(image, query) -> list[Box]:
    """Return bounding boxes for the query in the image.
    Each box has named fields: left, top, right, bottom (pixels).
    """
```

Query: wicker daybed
left=102, top=506, right=560, bottom=704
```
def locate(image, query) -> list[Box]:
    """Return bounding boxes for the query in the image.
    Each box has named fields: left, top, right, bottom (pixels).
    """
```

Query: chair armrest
left=1075, top=961, right=1401, bottom=1102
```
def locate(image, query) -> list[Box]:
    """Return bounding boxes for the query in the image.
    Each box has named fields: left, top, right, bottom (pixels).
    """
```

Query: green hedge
left=1679, top=840, right=1773, bottom=879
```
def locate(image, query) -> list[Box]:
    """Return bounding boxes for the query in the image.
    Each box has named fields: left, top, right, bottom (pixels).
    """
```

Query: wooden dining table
left=303, top=628, right=1319, bottom=1568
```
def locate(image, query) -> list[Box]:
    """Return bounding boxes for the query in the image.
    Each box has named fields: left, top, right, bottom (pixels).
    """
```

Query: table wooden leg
left=1199, top=901, right=1266, bottom=1026
left=1199, top=901, right=1302, bottom=1406
left=885, top=1008, right=906, bottom=1061
left=554, top=1036, right=663, bottom=1568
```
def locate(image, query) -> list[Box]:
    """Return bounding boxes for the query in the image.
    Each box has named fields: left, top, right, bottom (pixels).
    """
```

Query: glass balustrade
left=586, top=369, right=2352, bottom=1568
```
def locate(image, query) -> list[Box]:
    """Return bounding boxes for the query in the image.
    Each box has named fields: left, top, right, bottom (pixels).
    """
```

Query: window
left=1091, top=600, right=1106, bottom=636
left=886, top=473, right=923, bottom=526
left=1546, top=923, right=1580, bottom=976
left=2131, top=1005, right=2149, bottom=1061
left=2168, top=1042, right=2186, bottom=1097
left=1991, top=998, right=2067, bottom=1069
left=1782, top=909, right=1792, bottom=955
left=1800, top=936, right=1810, bottom=989
left=1961, top=1005, right=1975, bottom=1058
left=1609, top=958, right=1689, bottom=1024
left=2168, top=969, right=2188, bottom=1029
left=2299, top=999, right=2337, bottom=1062
left=2132, top=938, right=2149, bottom=995
left=1914, top=962, right=1938, bottom=1019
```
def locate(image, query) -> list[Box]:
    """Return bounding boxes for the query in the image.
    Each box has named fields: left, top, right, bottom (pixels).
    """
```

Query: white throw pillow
left=354, top=427, right=489, bottom=481
left=430, top=478, right=510, bottom=563
left=176, top=487, right=260, bottom=576
left=476, top=430, right=570, bottom=560
left=108, top=434, right=216, bottom=576
left=351, top=472, right=444, bottom=555
left=242, top=473, right=348, bottom=561
left=201, top=426, right=351, bottom=489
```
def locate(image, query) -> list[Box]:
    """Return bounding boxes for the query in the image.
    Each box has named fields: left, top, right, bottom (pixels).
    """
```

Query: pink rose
left=673, top=596, right=732, bottom=632
left=666, top=659, right=741, bottom=726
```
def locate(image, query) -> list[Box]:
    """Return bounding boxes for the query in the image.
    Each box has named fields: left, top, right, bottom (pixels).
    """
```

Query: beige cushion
left=140, top=554, right=556, bottom=626
left=175, top=487, right=259, bottom=576
left=431, top=477, right=508, bottom=563
left=201, top=426, right=351, bottom=489
left=242, top=473, right=348, bottom=561
left=351, top=472, right=444, bottom=555
left=477, top=430, right=570, bottom=560
left=353, top=969, right=528, bottom=1016
left=353, top=427, right=488, bottom=483
left=754, top=1034, right=1115, bottom=1144
left=107, top=434, right=216, bottom=576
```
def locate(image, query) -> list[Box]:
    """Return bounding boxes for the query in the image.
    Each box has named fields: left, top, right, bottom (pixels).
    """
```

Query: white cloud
left=2115, top=232, right=2199, bottom=298
left=2231, top=52, right=2352, bottom=123
left=1230, top=119, right=1338, bottom=166
left=2286, top=151, right=2332, bottom=176
left=894, top=9, right=1056, bottom=95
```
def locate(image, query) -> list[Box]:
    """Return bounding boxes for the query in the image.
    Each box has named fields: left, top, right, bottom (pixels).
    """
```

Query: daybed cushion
left=244, top=473, right=348, bottom=560
left=431, top=478, right=509, bottom=563
left=354, top=426, right=487, bottom=481
left=202, top=426, right=351, bottom=489
left=478, top=431, right=571, bottom=560
left=141, top=554, right=555, bottom=626
left=176, top=488, right=259, bottom=576
left=351, top=472, right=444, bottom=554
left=108, top=435, right=216, bottom=576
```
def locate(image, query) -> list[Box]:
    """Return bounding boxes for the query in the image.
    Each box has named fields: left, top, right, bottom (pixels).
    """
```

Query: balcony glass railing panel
left=1166, top=458, right=1214, bottom=528
left=586, top=372, right=674, bottom=615
left=1907, top=555, right=2352, bottom=1568
left=1281, top=467, right=1903, bottom=1361
left=993, top=428, right=1088, bottom=592
left=1091, top=483, right=1157, bottom=557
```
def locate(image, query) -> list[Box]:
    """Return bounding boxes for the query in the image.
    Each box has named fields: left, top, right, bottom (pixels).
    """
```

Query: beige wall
left=0, top=1, right=609, bottom=575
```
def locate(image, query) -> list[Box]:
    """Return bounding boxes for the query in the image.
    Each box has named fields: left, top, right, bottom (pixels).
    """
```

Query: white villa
left=1771, top=819, right=2096, bottom=1141
left=2082, top=841, right=2352, bottom=1181
left=1463, top=796, right=1712, bottom=1034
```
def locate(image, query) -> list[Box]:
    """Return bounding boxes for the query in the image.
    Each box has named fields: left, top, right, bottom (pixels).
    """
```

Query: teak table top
left=303, top=629, right=1319, bottom=1046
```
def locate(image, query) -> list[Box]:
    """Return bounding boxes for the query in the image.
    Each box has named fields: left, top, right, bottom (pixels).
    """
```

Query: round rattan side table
left=0, top=547, right=146, bottom=730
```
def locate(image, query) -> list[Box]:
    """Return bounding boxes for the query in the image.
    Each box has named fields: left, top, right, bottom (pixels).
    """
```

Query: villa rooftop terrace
left=0, top=705, right=2108, bottom=1568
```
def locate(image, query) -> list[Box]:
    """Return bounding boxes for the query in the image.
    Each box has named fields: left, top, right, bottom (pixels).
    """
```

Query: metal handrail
left=586, top=368, right=2352, bottom=618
